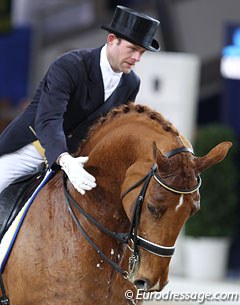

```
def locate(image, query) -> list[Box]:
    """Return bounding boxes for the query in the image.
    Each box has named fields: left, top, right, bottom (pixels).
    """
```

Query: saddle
left=0, top=172, right=47, bottom=243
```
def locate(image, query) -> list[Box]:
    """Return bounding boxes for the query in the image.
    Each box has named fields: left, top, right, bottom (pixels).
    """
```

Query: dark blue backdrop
left=221, top=22, right=240, bottom=278
left=0, top=26, right=31, bottom=106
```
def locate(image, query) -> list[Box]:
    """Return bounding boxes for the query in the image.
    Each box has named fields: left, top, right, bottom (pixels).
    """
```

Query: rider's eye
left=147, top=203, right=166, bottom=218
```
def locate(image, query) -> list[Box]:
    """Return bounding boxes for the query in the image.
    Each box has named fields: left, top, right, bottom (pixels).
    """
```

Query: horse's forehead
left=162, top=152, right=195, bottom=173
left=178, top=156, right=196, bottom=175
left=157, top=153, right=197, bottom=189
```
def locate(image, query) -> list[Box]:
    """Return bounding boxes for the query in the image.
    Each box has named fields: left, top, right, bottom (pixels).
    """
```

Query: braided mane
left=88, top=103, right=179, bottom=138
left=75, top=103, right=180, bottom=155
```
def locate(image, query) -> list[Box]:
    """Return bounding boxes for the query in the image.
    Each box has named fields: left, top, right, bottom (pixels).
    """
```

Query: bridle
left=63, top=147, right=201, bottom=281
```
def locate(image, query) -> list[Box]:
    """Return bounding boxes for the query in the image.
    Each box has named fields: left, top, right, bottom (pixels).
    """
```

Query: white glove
left=58, top=153, right=96, bottom=195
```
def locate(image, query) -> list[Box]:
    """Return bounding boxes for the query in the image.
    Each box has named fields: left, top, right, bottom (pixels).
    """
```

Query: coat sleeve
left=35, top=53, right=83, bottom=168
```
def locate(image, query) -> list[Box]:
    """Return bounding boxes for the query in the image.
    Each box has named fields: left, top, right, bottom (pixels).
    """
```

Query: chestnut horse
left=2, top=104, right=231, bottom=305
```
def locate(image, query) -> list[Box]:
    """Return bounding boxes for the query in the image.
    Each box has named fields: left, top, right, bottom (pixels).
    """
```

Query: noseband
left=64, top=147, right=201, bottom=280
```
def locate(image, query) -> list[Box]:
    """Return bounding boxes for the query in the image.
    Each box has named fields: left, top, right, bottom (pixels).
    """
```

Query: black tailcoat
left=0, top=46, right=140, bottom=167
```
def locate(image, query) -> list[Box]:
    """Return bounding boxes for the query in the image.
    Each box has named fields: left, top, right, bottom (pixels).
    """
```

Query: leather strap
left=0, top=273, right=10, bottom=305
left=164, top=147, right=194, bottom=158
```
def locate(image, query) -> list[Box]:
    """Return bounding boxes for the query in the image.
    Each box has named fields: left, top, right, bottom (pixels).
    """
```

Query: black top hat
left=101, top=6, right=160, bottom=52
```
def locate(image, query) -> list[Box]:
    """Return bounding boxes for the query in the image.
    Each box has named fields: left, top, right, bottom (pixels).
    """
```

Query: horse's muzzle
left=134, top=278, right=151, bottom=291
left=134, top=277, right=169, bottom=292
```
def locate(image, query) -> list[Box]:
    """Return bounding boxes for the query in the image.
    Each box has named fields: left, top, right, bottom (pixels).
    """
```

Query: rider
left=0, top=6, right=160, bottom=200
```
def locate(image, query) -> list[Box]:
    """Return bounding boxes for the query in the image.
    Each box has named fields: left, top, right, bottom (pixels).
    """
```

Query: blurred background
left=0, top=0, right=240, bottom=303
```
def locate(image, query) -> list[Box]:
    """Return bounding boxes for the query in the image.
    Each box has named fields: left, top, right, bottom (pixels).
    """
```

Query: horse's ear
left=152, top=141, right=170, bottom=172
left=194, top=141, right=232, bottom=174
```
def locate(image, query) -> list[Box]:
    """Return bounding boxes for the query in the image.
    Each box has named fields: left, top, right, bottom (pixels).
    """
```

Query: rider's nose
left=132, top=51, right=142, bottom=62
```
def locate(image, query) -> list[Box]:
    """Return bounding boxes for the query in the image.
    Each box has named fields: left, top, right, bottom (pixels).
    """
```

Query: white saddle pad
left=0, top=170, right=53, bottom=272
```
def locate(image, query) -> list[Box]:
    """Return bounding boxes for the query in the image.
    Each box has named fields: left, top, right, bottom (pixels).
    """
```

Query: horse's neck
left=69, top=117, right=183, bottom=267
left=81, top=118, right=186, bottom=199
left=78, top=130, right=147, bottom=235
left=85, top=133, right=141, bottom=177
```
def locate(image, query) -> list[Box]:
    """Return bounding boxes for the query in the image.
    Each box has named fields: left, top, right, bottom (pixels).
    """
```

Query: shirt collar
left=100, top=44, right=122, bottom=80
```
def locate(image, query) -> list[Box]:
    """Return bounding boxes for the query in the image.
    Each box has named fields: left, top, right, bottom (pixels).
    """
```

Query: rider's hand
left=58, top=153, right=96, bottom=195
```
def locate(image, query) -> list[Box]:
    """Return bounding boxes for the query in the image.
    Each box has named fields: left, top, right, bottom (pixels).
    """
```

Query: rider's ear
left=152, top=141, right=170, bottom=173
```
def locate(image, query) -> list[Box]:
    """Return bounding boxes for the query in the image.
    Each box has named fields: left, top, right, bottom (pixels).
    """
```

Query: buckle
left=0, top=296, right=10, bottom=305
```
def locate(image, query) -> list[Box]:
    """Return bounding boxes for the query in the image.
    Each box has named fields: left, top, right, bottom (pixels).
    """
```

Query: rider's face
left=106, top=34, right=146, bottom=74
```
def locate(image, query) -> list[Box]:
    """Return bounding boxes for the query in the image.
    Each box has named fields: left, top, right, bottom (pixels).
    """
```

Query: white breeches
left=0, top=144, right=45, bottom=194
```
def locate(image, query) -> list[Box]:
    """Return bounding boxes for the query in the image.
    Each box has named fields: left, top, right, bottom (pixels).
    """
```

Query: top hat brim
left=101, top=25, right=160, bottom=52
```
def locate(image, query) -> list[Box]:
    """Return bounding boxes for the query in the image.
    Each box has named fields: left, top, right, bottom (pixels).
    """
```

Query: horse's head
left=77, top=104, right=232, bottom=294
left=121, top=140, right=232, bottom=292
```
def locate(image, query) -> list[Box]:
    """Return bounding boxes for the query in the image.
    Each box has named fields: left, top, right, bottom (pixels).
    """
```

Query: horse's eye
left=147, top=203, right=161, bottom=218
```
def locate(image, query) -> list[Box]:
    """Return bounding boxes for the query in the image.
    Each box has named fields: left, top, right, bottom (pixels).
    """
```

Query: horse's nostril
left=134, top=279, right=150, bottom=291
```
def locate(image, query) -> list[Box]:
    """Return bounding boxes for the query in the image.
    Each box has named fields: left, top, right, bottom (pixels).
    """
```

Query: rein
left=0, top=273, right=9, bottom=305
left=63, top=147, right=201, bottom=281
left=63, top=177, right=129, bottom=277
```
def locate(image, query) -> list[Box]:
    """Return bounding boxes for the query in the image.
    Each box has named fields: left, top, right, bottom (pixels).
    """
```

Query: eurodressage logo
left=125, top=289, right=240, bottom=304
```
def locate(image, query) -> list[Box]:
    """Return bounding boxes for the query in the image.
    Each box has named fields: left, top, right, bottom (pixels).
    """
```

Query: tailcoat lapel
left=85, top=47, right=104, bottom=108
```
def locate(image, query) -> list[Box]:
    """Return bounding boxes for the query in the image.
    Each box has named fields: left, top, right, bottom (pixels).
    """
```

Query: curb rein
left=64, top=147, right=202, bottom=281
